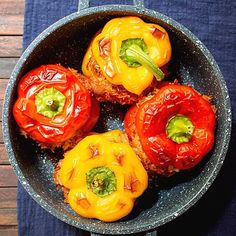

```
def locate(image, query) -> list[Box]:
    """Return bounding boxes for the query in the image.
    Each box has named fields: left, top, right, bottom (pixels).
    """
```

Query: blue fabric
left=18, top=0, right=236, bottom=235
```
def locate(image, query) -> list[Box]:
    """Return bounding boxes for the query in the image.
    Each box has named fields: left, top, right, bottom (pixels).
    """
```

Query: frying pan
left=2, top=0, right=232, bottom=235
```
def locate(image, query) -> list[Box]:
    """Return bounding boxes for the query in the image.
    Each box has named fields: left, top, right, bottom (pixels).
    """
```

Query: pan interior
left=5, top=8, right=230, bottom=234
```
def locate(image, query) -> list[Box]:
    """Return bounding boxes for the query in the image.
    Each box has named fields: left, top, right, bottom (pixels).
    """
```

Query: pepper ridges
left=82, top=16, right=171, bottom=96
left=56, top=130, right=148, bottom=222
left=124, top=84, right=216, bottom=175
left=13, top=64, right=100, bottom=146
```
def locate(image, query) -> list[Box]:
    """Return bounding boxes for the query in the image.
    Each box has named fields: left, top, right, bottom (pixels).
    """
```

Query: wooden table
left=0, top=0, right=24, bottom=235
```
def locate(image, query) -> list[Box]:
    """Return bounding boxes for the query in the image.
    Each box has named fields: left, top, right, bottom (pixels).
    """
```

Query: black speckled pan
left=2, top=0, right=232, bottom=235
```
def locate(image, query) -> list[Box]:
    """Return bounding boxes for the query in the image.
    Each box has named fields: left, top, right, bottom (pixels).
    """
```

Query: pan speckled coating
left=2, top=5, right=231, bottom=235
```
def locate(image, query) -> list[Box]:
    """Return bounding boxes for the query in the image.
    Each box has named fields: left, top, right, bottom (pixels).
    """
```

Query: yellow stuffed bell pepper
left=57, top=130, right=148, bottom=222
left=82, top=16, right=171, bottom=95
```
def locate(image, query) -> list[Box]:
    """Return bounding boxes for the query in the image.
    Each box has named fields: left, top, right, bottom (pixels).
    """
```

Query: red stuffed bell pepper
left=124, top=84, right=216, bottom=176
left=13, top=64, right=99, bottom=149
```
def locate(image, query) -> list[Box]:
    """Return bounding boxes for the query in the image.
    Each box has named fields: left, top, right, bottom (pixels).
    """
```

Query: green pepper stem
left=46, top=99, right=59, bottom=111
left=35, top=87, right=66, bottom=118
left=86, top=166, right=116, bottom=197
left=166, top=115, right=195, bottom=144
left=126, top=44, right=164, bottom=81
left=92, top=179, right=104, bottom=188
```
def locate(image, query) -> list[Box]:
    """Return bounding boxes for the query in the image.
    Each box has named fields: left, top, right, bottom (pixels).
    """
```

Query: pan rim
left=2, top=5, right=232, bottom=235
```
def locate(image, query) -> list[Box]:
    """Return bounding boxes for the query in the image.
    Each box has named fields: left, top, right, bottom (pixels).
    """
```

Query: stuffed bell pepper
left=82, top=16, right=171, bottom=105
left=13, top=64, right=100, bottom=150
left=54, top=130, right=148, bottom=221
left=124, top=84, right=216, bottom=176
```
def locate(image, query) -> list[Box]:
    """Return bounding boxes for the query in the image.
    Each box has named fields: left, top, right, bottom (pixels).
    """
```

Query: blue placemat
left=18, top=0, right=236, bottom=235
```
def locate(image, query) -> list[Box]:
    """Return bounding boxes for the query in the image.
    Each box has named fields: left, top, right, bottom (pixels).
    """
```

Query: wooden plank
left=0, top=0, right=24, bottom=232
left=0, top=36, right=22, bottom=57
left=0, top=0, right=24, bottom=35
left=0, top=144, right=9, bottom=164
left=0, top=15, right=24, bottom=35
left=0, top=188, right=17, bottom=208
left=0, top=228, right=18, bottom=236
left=0, top=0, right=24, bottom=15
left=0, top=123, right=3, bottom=143
left=0, top=58, right=19, bottom=79
left=0, top=209, right=17, bottom=225
left=0, top=165, right=17, bottom=187
left=0, top=79, right=9, bottom=100
left=0, top=99, right=3, bottom=121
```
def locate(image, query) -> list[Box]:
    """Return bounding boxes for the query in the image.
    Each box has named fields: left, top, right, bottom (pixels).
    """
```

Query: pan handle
left=78, top=0, right=145, bottom=11
left=90, top=231, right=157, bottom=236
